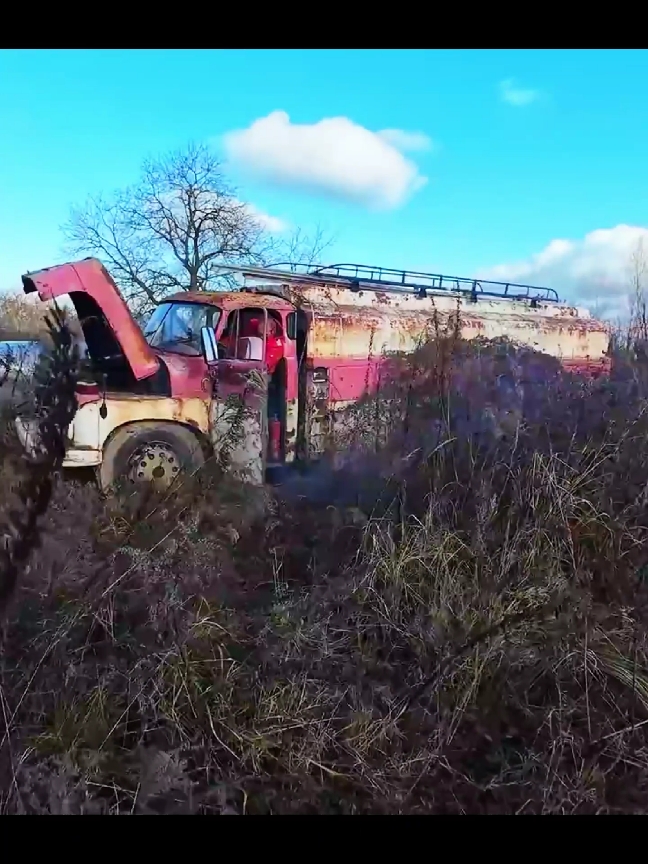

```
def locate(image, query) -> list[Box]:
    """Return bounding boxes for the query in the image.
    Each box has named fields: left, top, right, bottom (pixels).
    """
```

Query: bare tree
left=270, top=224, right=336, bottom=270
left=629, top=237, right=648, bottom=346
left=63, top=142, right=335, bottom=313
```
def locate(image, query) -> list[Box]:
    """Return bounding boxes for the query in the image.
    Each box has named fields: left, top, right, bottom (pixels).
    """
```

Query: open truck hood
left=22, top=257, right=160, bottom=381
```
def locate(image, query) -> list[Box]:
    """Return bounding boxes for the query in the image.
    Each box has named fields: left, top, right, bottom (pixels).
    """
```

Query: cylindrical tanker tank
left=300, top=284, right=610, bottom=378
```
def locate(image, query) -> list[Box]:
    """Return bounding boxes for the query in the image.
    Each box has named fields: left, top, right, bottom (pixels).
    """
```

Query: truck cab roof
left=161, top=291, right=294, bottom=311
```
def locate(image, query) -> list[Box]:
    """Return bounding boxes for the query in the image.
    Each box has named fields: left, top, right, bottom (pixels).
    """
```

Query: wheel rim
left=127, top=441, right=181, bottom=485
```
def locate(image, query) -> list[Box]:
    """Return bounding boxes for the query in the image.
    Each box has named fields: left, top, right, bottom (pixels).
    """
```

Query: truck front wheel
left=98, top=422, right=206, bottom=492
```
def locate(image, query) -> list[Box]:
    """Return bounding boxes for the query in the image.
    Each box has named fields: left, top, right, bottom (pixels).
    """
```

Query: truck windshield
left=143, top=302, right=220, bottom=355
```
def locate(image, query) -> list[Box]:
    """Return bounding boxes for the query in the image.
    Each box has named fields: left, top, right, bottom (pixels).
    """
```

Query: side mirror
left=200, top=326, right=219, bottom=365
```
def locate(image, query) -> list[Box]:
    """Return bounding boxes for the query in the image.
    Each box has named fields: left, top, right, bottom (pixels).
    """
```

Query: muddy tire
left=98, top=421, right=206, bottom=492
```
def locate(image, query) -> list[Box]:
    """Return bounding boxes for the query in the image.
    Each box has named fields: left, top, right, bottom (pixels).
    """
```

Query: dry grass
left=2, top=325, right=648, bottom=814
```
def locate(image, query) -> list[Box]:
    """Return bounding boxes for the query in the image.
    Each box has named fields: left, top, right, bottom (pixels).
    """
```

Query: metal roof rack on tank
left=221, top=262, right=560, bottom=305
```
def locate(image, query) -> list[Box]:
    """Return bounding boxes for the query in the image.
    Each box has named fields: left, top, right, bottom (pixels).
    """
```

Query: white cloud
left=479, top=224, right=648, bottom=319
left=499, top=78, right=541, bottom=107
left=377, top=128, right=433, bottom=152
left=243, top=203, right=288, bottom=234
left=222, top=110, right=430, bottom=210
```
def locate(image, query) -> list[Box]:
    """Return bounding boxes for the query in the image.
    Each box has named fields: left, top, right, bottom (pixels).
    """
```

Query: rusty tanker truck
left=14, top=259, right=610, bottom=488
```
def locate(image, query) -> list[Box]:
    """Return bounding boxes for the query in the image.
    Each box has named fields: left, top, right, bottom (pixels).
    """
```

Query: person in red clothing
left=246, top=315, right=284, bottom=374
left=219, top=312, right=285, bottom=373
left=245, top=315, right=285, bottom=462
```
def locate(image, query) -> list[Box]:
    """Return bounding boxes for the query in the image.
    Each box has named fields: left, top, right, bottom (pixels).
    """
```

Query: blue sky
left=2, top=48, right=648, bottom=315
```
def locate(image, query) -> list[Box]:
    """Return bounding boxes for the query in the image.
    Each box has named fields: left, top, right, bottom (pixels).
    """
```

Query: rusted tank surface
left=229, top=264, right=610, bottom=378
left=297, top=286, right=609, bottom=369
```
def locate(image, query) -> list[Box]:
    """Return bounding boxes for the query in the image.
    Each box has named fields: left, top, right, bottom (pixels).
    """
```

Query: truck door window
left=220, top=309, right=284, bottom=366
left=144, top=302, right=220, bottom=355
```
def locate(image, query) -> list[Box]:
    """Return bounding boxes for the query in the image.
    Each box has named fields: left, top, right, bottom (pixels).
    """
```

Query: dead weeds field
left=2, top=327, right=648, bottom=814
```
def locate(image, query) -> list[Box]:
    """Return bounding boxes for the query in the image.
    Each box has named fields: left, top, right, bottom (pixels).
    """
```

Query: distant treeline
left=0, top=292, right=47, bottom=341
left=0, top=293, right=85, bottom=346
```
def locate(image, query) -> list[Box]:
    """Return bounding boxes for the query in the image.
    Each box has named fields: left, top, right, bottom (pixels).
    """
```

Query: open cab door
left=22, top=258, right=160, bottom=383
left=200, top=325, right=268, bottom=485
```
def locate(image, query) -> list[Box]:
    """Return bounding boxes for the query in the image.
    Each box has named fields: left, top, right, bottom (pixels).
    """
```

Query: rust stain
left=106, top=396, right=210, bottom=432
left=68, top=395, right=211, bottom=456
left=164, top=291, right=291, bottom=311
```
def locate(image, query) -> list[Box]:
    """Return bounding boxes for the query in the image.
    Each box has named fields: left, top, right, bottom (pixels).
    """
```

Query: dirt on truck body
left=14, top=258, right=611, bottom=489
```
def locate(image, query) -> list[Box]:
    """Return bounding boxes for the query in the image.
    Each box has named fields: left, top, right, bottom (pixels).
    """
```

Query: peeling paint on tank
left=305, top=302, right=608, bottom=367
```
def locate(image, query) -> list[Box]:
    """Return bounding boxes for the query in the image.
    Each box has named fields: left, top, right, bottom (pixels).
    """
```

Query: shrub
left=2, top=332, right=648, bottom=814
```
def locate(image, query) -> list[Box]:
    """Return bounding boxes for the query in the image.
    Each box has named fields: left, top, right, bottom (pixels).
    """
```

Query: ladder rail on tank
left=219, top=262, right=560, bottom=304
